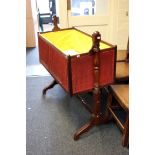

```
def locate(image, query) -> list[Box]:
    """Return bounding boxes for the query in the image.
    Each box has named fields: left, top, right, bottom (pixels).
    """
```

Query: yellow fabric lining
left=40, top=29, right=110, bottom=56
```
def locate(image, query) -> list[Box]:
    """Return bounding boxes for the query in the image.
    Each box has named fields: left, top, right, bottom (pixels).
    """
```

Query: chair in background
left=37, top=0, right=55, bottom=32
left=102, top=40, right=129, bottom=147
left=104, top=84, right=129, bottom=147
left=115, top=39, right=129, bottom=84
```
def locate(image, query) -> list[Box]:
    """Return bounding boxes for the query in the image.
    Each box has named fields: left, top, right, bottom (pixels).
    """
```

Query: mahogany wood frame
left=74, top=31, right=105, bottom=140
left=38, top=16, right=117, bottom=140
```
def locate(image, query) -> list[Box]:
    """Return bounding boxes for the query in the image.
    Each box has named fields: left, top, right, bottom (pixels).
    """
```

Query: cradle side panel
left=38, top=36, right=49, bottom=70
left=71, top=55, right=94, bottom=94
left=99, top=49, right=115, bottom=86
left=49, top=46, right=69, bottom=92
left=71, top=49, right=115, bottom=94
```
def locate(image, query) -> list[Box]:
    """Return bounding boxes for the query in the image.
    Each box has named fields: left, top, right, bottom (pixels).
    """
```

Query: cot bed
left=38, top=16, right=117, bottom=140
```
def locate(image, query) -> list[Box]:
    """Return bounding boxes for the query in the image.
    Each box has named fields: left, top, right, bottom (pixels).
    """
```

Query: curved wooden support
left=74, top=113, right=104, bottom=140
left=74, top=120, right=94, bottom=140
left=42, top=80, right=58, bottom=95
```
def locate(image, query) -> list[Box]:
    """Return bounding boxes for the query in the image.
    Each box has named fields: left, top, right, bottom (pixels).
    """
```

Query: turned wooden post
left=52, top=15, right=60, bottom=31
left=89, top=31, right=102, bottom=123
left=74, top=31, right=103, bottom=140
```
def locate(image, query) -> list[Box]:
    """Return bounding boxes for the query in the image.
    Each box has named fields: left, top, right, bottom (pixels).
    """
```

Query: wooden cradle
left=38, top=16, right=117, bottom=140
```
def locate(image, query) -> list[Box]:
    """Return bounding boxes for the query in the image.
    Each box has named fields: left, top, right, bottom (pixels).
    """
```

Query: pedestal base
left=74, top=113, right=105, bottom=140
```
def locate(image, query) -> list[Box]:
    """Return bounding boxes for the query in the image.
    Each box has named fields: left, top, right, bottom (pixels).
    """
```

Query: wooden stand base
left=42, top=80, right=58, bottom=95
left=42, top=80, right=105, bottom=140
left=74, top=113, right=104, bottom=140
left=41, top=31, right=111, bottom=141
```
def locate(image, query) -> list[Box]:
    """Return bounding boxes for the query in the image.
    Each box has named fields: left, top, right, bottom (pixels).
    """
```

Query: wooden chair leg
left=103, top=93, right=113, bottom=123
left=122, top=114, right=129, bottom=147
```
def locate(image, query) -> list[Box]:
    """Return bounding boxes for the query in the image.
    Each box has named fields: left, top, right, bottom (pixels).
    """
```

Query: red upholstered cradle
left=38, top=28, right=116, bottom=95
left=38, top=26, right=118, bottom=140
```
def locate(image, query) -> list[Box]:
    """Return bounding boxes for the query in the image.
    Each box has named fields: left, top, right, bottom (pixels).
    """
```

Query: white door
left=57, top=0, right=129, bottom=50
left=57, top=0, right=111, bottom=42
left=68, top=0, right=110, bottom=42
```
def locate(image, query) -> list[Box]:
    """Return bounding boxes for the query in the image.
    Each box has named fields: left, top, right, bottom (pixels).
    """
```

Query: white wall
left=26, top=0, right=38, bottom=47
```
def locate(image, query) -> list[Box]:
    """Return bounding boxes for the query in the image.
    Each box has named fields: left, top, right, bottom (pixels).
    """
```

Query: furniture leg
left=103, top=93, right=113, bottom=123
left=74, top=112, right=104, bottom=140
left=42, top=80, right=58, bottom=95
left=74, top=87, right=106, bottom=140
left=74, top=119, right=94, bottom=140
left=74, top=31, right=105, bottom=140
left=122, top=114, right=129, bottom=147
